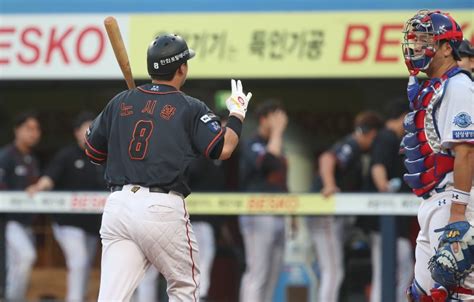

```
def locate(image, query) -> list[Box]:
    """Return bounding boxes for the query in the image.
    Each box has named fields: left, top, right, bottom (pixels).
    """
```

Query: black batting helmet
left=147, top=34, right=195, bottom=76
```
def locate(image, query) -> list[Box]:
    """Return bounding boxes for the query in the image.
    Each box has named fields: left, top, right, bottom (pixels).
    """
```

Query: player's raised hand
left=226, top=79, right=252, bottom=119
left=268, top=109, right=288, bottom=135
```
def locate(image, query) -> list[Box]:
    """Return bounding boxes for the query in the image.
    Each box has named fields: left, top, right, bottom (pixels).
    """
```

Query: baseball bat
left=104, top=16, right=136, bottom=89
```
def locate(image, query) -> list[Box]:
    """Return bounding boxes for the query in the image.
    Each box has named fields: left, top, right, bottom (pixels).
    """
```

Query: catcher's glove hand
left=225, top=79, right=252, bottom=119
left=429, top=221, right=474, bottom=289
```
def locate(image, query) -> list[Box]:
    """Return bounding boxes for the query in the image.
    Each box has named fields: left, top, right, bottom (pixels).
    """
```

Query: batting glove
left=226, top=79, right=252, bottom=119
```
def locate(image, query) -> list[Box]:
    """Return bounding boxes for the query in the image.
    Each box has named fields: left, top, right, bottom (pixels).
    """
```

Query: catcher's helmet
left=147, top=34, right=195, bottom=76
left=402, top=10, right=463, bottom=73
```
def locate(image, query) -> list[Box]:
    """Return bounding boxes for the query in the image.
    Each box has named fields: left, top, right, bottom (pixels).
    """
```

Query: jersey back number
left=129, top=120, right=154, bottom=160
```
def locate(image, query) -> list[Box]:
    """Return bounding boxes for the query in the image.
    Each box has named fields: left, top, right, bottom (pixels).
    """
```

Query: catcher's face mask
left=402, top=10, right=463, bottom=74
left=402, top=11, right=438, bottom=73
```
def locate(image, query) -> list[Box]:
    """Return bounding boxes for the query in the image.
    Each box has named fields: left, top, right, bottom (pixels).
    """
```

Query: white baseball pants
left=192, top=221, right=215, bottom=298
left=239, top=215, right=285, bottom=302
left=414, top=190, right=474, bottom=300
left=132, top=221, right=215, bottom=301
left=5, top=220, right=36, bottom=300
left=307, top=216, right=346, bottom=302
left=370, top=233, right=413, bottom=302
left=52, top=224, right=98, bottom=302
left=98, top=185, right=200, bottom=302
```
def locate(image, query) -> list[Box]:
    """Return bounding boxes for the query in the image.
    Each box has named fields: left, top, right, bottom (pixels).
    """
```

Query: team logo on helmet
left=453, top=112, right=472, bottom=128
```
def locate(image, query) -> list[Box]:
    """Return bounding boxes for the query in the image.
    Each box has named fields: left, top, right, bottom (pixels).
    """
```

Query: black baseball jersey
left=187, top=156, right=227, bottom=225
left=188, top=157, right=227, bottom=192
left=0, top=144, right=40, bottom=224
left=365, top=128, right=410, bottom=193
left=85, top=83, right=225, bottom=197
left=359, top=128, right=412, bottom=237
left=239, top=135, right=288, bottom=193
left=45, top=144, right=106, bottom=234
left=313, top=135, right=363, bottom=192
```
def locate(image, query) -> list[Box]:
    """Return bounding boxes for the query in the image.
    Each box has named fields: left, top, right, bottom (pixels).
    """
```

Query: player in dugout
left=0, top=111, right=42, bottom=300
left=238, top=100, right=288, bottom=302
left=361, top=99, right=414, bottom=302
left=308, top=110, right=383, bottom=302
left=27, top=112, right=105, bottom=301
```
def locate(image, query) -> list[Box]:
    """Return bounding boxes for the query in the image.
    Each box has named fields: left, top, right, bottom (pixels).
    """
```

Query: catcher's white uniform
left=414, top=72, right=474, bottom=297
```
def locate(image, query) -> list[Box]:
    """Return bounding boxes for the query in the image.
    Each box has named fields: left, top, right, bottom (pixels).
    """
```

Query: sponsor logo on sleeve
left=452, top=130, right=474, bottom=139
left=453, top=112, right=472, bottom=128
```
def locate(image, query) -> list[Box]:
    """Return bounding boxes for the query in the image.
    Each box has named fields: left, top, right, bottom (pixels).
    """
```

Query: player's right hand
left=26, top=184, right=40, bottom=197
left=321, top=185, right=340, bottom=198
left=226, top=79, right=252, bottom=119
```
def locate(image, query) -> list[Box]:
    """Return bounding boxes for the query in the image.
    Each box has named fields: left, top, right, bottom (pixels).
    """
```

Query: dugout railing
left=0, top=192, right=420, bottom=302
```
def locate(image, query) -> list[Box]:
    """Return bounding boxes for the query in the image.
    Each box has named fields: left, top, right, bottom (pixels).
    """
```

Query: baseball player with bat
left=401, top=10, right=474, bottom=301
left=86, top=33, right=252, bottom=301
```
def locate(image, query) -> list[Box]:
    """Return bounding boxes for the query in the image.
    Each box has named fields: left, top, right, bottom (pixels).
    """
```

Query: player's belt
left=110, top=185, right=168, bottom=194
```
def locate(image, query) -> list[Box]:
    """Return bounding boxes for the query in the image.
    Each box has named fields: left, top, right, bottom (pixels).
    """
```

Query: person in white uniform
left=402, top=10, right=474, bottom=301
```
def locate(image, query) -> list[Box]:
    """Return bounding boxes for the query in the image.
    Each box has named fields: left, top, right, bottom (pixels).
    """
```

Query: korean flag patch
left=453, top=112, right=472, bottom=128
left=207, top=121, right=221, bottom=133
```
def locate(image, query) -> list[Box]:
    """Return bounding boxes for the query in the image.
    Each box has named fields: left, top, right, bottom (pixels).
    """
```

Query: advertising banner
left=0, top=192, right=419, bottom=215
left=128, top=11, right=473, bottom=78
left=1, top=11, right=472, bottom=79
left=0, top=15, right=129, bottom=79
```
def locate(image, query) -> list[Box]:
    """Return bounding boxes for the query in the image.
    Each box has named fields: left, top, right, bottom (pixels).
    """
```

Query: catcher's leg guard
left=406, top=280, right=434, bottom=302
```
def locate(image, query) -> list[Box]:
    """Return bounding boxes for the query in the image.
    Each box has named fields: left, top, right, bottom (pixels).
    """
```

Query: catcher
left=401, top=10, right=474, bottom=301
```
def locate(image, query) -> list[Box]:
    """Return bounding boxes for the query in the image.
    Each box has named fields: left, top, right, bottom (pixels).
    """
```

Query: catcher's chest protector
left=402, top=67, right=467, bottom=198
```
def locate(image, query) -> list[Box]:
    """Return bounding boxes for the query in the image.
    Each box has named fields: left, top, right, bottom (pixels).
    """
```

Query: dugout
left=0, top=76, right=413, bottom=301
left=0, top=78, right=410, bottom=163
